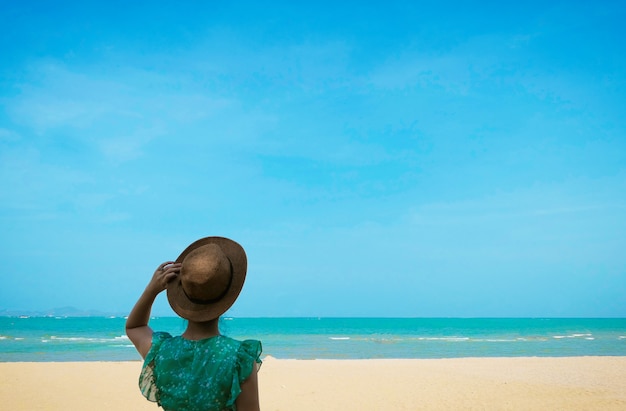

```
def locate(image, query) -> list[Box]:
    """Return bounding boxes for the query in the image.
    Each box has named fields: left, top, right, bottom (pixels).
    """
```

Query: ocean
left=1, top=317, right=625, bottom=362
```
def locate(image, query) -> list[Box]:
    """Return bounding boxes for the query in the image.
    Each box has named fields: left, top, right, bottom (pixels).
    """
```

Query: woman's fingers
left=163, top=263, right=182, bottom=273
left=158, top=261, right=176, bottom=271
left=161, top=263, right=181, bottom=286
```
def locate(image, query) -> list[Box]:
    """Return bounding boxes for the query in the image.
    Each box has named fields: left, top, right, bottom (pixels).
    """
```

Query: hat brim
left=167, top=236, right=247, bottom=322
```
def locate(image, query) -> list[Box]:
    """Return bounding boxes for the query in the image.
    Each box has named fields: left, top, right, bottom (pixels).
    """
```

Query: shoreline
left=1, top=356, right=625, bottom=410
left=1, top=353, right=626, bottom=362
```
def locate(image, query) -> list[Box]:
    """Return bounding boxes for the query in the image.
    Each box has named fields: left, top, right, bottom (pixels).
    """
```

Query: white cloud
left=0, top=145, right=92, bottom=211
left=0, top=128, right=21, bottom=142
left=6, top=60, right=244, bottom=163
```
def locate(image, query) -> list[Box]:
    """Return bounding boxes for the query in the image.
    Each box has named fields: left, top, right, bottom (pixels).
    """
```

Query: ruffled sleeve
left=139, top=331, right=172, bottom=403
left=226, top=339, right=262, bottom=408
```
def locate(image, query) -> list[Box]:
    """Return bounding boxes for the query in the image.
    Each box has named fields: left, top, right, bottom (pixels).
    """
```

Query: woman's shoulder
left=216, top=336, right=262, bottom=362
left=217, top=335, right=261, bottom=347
left=152, top=331, right=174, bottom=340
left=147, top=331, right=174, bottom=349
left=211, top=336, right=261, bottom=358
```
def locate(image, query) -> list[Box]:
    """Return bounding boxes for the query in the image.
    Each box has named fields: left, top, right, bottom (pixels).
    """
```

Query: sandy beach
left=2, top=356, right=625, bottom=410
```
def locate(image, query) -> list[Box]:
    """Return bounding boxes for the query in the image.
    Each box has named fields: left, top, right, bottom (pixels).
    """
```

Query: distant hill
left=0, top=306, right=126, bottom=317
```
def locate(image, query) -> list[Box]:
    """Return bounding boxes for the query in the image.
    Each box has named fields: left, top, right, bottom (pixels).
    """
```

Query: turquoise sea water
left=0, top=317, right=625, bottom=361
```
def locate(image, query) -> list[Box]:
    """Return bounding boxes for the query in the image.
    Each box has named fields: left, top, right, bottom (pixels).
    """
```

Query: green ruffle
left=139, top=332, right=173, bottom=404
left=226, top=339, right=263, bottom=408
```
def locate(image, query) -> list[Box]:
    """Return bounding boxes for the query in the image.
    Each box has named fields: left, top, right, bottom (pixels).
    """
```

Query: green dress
left=139, top=332, right=262, bottom=411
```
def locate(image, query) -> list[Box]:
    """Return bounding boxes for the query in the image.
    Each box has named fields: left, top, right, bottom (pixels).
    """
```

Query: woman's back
left=140, top=333, right=262, bottom=411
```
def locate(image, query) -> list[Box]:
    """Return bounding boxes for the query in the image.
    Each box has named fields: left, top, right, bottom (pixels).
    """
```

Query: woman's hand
left=146, top=261, right=181, bottom=295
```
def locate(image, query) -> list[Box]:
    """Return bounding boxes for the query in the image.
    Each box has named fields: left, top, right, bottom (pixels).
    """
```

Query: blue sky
left=1, top=1, right=625, bottom=317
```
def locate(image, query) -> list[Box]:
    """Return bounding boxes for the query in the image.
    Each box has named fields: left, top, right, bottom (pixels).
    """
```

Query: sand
left=1, top=356, right=625, bottom=410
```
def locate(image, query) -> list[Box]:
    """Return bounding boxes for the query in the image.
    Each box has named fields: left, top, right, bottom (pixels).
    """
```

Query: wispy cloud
left=6, top=60, right=244, bottom=162
left=408, top=176, right=626, bottom=227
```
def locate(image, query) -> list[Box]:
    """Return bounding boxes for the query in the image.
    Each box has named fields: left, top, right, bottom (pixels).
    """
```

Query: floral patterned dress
left=139, top=332, right=262, bottom=411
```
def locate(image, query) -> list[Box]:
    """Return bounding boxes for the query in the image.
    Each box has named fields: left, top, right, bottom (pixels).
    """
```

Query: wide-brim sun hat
left=167, top=236, right=247, bottom=322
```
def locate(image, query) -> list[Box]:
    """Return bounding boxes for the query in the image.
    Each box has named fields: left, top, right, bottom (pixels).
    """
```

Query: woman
left=126, top=236, right=261, bottom=411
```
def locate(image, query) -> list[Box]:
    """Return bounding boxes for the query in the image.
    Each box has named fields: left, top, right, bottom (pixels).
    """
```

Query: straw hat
left=167, top=236, right=247, bottom=322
